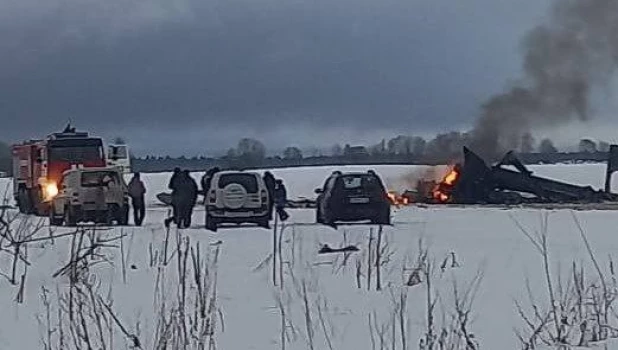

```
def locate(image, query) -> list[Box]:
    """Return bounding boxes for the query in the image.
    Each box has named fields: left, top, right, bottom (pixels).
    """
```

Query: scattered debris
left=318, top=244, right=359, bottom=254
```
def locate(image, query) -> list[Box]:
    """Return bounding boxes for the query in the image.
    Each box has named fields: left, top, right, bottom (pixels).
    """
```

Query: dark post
left=605, top=145, right=618, bottom=193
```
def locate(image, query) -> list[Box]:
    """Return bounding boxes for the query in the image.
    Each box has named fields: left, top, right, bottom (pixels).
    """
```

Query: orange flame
left=387, top=192, right=397, bottom=203
left=387, top=191, right=411, bottom=206
left=432, top=167, right=460, bottom=203
left=444, top=169, right=459, bottom=185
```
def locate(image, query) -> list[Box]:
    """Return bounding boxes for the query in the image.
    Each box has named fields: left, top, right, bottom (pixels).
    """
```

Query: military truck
left=49, top=167, right=130, bottom=226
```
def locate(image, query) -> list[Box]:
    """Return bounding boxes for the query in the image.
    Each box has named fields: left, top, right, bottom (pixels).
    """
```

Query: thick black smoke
left=467, top=0, right=618, bottom=160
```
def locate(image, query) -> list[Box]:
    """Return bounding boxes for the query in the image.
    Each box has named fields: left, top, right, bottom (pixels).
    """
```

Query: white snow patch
left=0, top=163, right=616, bottom=349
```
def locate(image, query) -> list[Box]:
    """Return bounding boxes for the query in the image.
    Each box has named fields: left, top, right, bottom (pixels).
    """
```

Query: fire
left=432, top=167, right=460, bottom=203
left=387, top=191, right=411, bottom=207
left=44, top=182, right=59, bottom=201
left=444, top=169, right=459, bottom=185
left=387, top=192, right=397, bottom=203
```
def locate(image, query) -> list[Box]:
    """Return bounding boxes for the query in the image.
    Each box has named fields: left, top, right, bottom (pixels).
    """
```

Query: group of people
left=124, top=168, right=290, bottom=228
left=126, top=168, right=199, bottom=229
left=164, top=168, right=199, bottom=229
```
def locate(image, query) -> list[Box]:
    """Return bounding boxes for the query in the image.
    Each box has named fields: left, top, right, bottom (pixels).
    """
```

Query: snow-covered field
left=0, top=163, right=617, bottom=349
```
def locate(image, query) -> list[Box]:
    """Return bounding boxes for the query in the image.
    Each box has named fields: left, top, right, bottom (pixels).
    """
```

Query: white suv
left=205, top=171, right=271, bottom=231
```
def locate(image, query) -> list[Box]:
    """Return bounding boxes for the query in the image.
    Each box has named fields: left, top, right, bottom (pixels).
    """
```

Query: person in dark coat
left=175, top=170, right=198, bottom=229
left=200, top=172, right=209, bottom=194
left=164, top=167, right=182, bottom=228
left=263, top=171, right=276, bottom=219
left=274, top=179, right=289, bottom=221
left=168, top=167, right=181, bottom=191
left=127, top=172, right=146, bottom=226
left=201, top=167, right=221, bottom=194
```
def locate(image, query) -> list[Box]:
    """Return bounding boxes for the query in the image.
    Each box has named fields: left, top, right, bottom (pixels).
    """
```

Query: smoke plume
left=387, top=166, right=444, bottom=192
left=469, top=0, right=618, bottom=160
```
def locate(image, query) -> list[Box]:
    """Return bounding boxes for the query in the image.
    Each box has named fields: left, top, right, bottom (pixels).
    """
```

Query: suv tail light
left=260, top=189, right=268, bottom=202
left=209, top=189, right=217, bottom=203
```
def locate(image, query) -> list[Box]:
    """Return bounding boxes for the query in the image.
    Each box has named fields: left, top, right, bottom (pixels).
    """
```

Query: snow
left=0, top=163, right=617, bottom=349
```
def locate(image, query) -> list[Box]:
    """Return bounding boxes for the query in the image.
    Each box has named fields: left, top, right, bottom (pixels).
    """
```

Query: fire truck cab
left=12, top=127, right=106, bottom=215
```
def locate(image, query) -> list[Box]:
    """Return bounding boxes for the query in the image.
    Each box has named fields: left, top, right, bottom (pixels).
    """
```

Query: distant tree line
left=0, top=135, right=614, bottom=175
left=133, top=135, right=617, bottom=173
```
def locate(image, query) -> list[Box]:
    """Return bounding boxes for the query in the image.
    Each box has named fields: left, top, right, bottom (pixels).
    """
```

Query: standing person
left=127, top=172, right=146, bottom=226
left=201, top=167, right=220, bottom=194
left=164, top=167, right=182, bottom=228
left=263, top=171, right=276, bottom=219
left=178, top=170, right=198, bottom=229
left=201, top=170, right=210, bottom=195
left=274, top=179, right=289, bottom=221
left=168, top=167, right=181, bottom=190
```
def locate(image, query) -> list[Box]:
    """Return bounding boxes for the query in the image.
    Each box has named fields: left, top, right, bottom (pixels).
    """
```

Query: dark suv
left=315, top=170, right=391, bottom=227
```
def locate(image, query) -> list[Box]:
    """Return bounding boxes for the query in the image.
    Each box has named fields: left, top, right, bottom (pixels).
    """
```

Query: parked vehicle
left=315, top=170, right=391, bottom=226
left=49, top=167, right=129, bottom=226
left=204, top=171, right=271, bottom=231
left=12, top=126, right=106, bottom=215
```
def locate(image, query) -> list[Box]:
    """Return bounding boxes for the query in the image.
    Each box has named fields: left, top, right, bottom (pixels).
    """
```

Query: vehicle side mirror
left=314, top=188, right=323, bottom=194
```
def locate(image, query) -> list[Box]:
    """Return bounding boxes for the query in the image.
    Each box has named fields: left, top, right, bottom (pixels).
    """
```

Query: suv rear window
left=81, top=171, right=121, bottom=187
left=342, top=176, right=363, bottom=189
left=339, top=175, right=384, bottom=193
left=218, top=173, right=258, bottom=193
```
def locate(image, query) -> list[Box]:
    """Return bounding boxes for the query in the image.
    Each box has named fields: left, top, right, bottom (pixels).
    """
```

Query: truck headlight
left=44, top=183, right=59, bottom=200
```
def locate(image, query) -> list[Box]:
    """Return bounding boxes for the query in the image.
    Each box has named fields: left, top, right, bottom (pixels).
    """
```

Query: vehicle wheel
left=322, top=205, right=335, bottom=227
left=321, top=215, right=332, bottom=227
left=49, top=206, right=64, bottom=226
left=323, top=217, right=336, bottom=228
left=49, top=216, right=64, bottom=226
left=116, top=205, right=129, bottom=226
left=205, top=213, right=218, bottom=232
left=17, top=188, right=32, bottom=214
left=48, top=203, right=61, bottom=226
left=64, top=206, right=77, bottom=227
left=93, top=211, right=108, bottom=224
left=258, top=217, right=270, bottom=229
left=374, top=207, right=391, bottom=225
left=33, top=187, right=47, bottom=216
left=101, top=206, right=112, bottom=225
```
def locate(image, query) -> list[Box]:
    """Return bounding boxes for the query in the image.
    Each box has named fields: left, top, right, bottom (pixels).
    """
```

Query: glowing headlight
left=44, top=183, right=59, bottom=200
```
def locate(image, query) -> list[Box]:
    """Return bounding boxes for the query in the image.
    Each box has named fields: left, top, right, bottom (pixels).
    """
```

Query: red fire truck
left=12, top=126, right=106, bottom=215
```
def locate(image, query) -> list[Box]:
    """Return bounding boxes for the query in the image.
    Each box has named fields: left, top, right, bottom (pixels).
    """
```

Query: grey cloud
left=0, top=0, right=558, bottom=153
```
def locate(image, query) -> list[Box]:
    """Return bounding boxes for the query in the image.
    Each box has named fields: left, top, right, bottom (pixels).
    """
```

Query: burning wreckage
left=153, top=146, right=618, bottom=209
left=391, top=146, right=618, bottom=206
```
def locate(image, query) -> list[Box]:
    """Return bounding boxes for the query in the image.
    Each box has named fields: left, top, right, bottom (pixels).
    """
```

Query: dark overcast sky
left=0, top=0, right=580, bottom=156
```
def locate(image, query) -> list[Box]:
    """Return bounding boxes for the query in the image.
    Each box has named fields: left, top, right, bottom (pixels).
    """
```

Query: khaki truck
left=49, top=167, right=130, bottom=226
